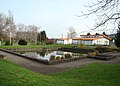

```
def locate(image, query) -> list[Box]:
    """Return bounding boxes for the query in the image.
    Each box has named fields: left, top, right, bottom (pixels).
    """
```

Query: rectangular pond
left=19, top=51, right=87, bottom=64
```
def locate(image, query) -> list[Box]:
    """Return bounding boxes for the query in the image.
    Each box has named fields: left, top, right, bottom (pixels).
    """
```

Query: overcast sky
left=1, top=0, right=103, bottom=38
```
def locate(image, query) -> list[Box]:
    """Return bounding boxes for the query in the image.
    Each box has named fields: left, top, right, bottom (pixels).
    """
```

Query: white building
left=56, top=38, right=72, bottom=44
left=56, top=34, right=112, bottom=45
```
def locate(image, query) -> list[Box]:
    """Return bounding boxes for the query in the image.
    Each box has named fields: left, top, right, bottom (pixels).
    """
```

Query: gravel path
left=0, top=50, right=120, bottom=74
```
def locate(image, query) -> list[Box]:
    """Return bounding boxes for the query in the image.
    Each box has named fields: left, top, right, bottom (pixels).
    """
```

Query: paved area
left=0, top=50, right=120, bottom=74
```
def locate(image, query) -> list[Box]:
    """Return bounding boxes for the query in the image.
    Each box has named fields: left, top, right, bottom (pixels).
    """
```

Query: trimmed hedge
left=18, top=39, right=27, bottom=45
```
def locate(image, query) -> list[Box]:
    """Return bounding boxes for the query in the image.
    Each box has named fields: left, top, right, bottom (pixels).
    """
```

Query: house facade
left=56, top=38, right=72, bottom=44
left=56, top=34, right=112, bottom=46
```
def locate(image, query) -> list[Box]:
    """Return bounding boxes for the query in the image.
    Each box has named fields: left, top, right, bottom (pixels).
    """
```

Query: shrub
left=88, top=52, right=96, bottom=57
left=64, top=54, right=72, bottom=59
left=56, top=56, right=61, bottom=60
left=80, top=44, right=85, bottom=49
left=50, top=55, right=56, bottom=61
left=5, top=41, right=12, bottom=46
left=61, top=56, right=65, bottom=60
left=87, top=50, right=99, bottom=57
left=18, top=39, right=27, bottom=45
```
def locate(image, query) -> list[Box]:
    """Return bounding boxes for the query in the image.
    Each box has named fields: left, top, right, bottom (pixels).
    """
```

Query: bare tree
left=16, top=24, right=40, bottom=45
left=28, top=25, right=40, bottom=45
left=0, top=13, right=8, bottom=41
left=67, top=27, right=77, bottom=38
left=80, top=0, right=120, bottom=30
left=16, top=24, right=28, bottom=40
left=32, top=25, right=39, bottom=45
left=5, top=11, right=16, bottom=45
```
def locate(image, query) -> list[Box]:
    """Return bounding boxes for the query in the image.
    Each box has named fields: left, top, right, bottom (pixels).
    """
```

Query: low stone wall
left=49, top=56, right=87, bottom=65
left=87, top=54, right=116, bottom=60
left=58, top=48, right=94, bottom=54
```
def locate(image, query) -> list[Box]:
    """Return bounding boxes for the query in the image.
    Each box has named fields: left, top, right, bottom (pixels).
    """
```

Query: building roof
left=72, top=38, right=99, bottom=40
left=80, top=34, right=112, bottom=40
left=57, top=34, right=112, bottom=41
left=102, top=34, right=112, bottom=40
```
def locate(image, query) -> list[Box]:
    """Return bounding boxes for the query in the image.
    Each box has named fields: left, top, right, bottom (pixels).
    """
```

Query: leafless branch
left=79, top=0, right=120, bottom=30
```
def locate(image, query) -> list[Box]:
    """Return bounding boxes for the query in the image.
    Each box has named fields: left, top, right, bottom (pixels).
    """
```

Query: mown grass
left=0, top=59, right=67, bottom=86
left=0, top=44, right=76, bottom=49
left=0, top=44, right=117, bottom=52
left=0, top=59, right=120, bottom=86
left=50, top=62, right=120, bottom=86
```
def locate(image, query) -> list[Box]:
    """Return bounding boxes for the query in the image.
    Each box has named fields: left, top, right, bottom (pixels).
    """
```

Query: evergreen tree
left=42, top=31, right=47, bottom=41
left=115, top=23, right=120, bottom=48
left=39, top=31, right=47, bottom=43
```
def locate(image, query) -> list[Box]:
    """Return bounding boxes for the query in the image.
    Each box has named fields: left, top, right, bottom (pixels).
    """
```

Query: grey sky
left=1, top=0, right=100, bottom=38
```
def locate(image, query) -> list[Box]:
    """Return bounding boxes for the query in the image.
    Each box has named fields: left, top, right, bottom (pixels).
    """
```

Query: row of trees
left=16, top=24, right=47, bottom=45
left=0, top=11, right=78, bottom=45
left=0, top=11, right=47, bottom=45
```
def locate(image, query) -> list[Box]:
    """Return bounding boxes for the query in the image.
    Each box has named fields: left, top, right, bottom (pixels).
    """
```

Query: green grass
left=51, top=63, right=120, bottom=86
left=0, top=59, right=67, bottom=86
left=0, top=44, right=117, bottom=52
left=0, top=44, right=76, bottom=49
left=0, top=59, right=120, bottom=86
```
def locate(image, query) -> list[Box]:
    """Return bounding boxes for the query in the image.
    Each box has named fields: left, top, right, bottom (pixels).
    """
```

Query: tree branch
left=79, top=0, right=120, bottom=30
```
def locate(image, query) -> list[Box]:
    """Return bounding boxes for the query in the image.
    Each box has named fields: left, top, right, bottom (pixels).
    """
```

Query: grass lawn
left=0, top=44, right=76, bottom=49
left=51, top=63, right=120, bottom=86
left=0, top=59, right=120, bottom=86
left=0, top=44, right=117, bottom=52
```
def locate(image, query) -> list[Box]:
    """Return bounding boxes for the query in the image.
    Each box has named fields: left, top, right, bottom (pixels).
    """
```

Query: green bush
left=50, top=55, right=56, bottom=61
left=79, top=44, right=85, bottom=49
left=56, top=56, right=61, bottom=60
left=61, top=56, right=65, bottom=59
left=64, top=54, right=72, bottom=59
left=87, top=50, right=99, bottom=57
left=5, top=41, right=12, bottom=46
left=18, top=39, right=27, bottom=45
